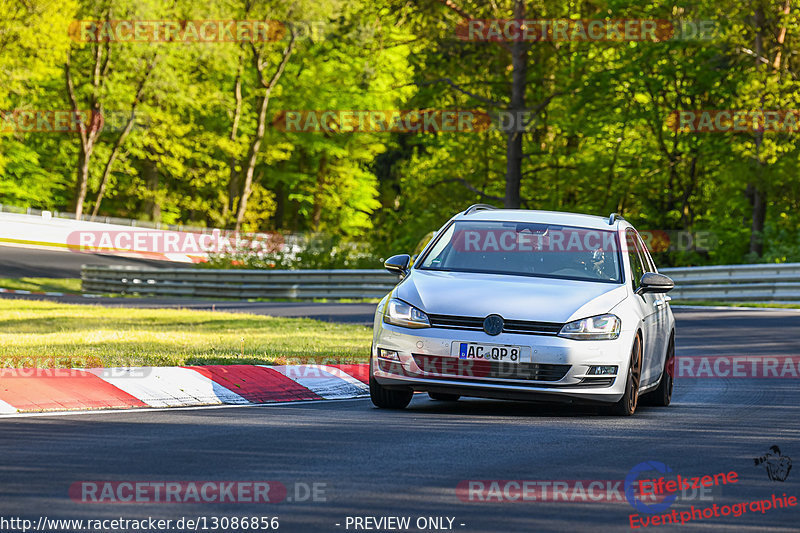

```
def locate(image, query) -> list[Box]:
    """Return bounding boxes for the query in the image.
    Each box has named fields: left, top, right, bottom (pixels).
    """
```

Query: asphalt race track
left=1, top=308, right=799, bottom=532
left=0, top=246, right=192, bottom=278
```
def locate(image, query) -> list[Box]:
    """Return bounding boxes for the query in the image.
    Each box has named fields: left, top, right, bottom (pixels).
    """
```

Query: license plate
left=454, top=342, right=525, bottom=363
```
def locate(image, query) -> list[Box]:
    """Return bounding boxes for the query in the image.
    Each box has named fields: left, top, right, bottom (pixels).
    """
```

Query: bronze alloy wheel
left=609, top=334, right=642, bottom=416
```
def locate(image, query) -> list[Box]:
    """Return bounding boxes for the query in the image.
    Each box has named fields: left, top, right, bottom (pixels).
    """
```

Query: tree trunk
left=748, top=5, right=767, bottom=257
left=73, top=149, right=92, bottom=219
left=504, top=0, right=528, bottom=208
left=311, top=154, right=328, bottom=230
left=273, top=181, right=285, bottom=229
left=65, top=45, right=105, bottom=219
left=91, top=57, right=155, bottom=217
left=66, top=108, right=101, bottom=220
left=773, top=0, right=791, bottom=69
left=225, top=59, right=244, bottom=222
left=235, top=88, right=270, bottom=231
left=747, top=184, right=766, bottom=256
left=142, top=159, right=160, bottom=221
left=235, top=34, right=296, bottom=232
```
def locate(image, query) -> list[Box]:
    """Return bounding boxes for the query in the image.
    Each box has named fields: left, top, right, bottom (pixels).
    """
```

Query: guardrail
left=81, top=263, right=800, bottom=301
left=661, top=263, right=800, bottom=301
left=82, top=266, right=400, bottom=299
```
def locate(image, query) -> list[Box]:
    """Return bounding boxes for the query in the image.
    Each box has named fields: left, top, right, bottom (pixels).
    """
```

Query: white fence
left=0, top=203, right=210, bottom=232
left=0, top=209, right=299, bottom=264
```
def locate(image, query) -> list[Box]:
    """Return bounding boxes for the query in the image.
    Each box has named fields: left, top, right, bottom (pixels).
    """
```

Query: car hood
left=396, top=270, right=627, bottom=324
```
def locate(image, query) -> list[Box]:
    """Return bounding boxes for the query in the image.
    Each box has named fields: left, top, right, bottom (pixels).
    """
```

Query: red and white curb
left=0, top=364, right=369, bottom=414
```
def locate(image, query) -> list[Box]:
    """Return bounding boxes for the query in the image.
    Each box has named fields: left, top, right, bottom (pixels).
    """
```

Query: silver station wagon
left=370, top=205, right=675, bottom=415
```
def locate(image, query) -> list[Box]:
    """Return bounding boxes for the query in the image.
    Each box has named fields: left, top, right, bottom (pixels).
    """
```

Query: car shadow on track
left=397, top=396, right=652, bottom=418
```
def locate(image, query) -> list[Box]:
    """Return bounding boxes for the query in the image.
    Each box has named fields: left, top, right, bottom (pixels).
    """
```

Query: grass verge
left=0, top=277, right=82, bottom=294
left=0, top=299, right=371, bottom=367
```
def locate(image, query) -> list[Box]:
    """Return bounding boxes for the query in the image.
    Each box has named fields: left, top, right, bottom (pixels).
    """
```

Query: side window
left=410, top=231, right=436, bottom=267
left=626, top=229, right=645, bottom=291
left=419, top=224, right=454, bottom=269
left=635, top=233, right=656, bottom=273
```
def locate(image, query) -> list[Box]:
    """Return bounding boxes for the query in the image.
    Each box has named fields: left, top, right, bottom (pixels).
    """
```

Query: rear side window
left=626, top=229, right=646, bottom=291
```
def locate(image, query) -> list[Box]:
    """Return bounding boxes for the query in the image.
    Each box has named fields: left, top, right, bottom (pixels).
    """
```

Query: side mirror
left=384, top=254, right=411, bottom=276
left=636, top=272, right=674, bottom=294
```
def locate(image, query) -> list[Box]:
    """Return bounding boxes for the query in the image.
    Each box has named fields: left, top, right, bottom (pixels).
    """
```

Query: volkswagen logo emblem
left=483, top=314, right=504, bottom=336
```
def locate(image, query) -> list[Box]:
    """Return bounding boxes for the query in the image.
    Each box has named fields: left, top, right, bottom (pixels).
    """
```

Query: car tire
left=369, top=353, right=413, bottom=409
left=428, top=392, right=460, bottom=401
left=608, top=334, right=642, bottom=416
left=643, top=333, right=674, bottom=407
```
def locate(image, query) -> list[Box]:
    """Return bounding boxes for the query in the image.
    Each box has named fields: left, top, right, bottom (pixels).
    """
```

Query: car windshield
left=417, top=220, right=622, bottom=283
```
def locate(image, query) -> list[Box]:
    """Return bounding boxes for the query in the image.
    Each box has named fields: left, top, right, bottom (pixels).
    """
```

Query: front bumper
left=372, top=322, right=636, bottom=404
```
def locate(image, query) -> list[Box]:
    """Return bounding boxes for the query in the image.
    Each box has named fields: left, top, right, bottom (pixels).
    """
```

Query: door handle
left=654, top=299, right=665, bottom=308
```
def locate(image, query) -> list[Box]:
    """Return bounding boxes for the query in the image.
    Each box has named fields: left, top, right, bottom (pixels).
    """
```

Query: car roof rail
left=463, top=204, right=498, bottom=215
left=608, top=213, right=624, bottom=225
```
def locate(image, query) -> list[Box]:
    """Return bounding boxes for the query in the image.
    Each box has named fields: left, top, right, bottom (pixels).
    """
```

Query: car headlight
left=558, top=314, right=621, bottom=340
left=383, top=299, right=430, bottom=329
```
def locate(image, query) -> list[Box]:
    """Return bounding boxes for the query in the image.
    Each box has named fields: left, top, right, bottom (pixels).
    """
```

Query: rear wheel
left=643, top=334, right=674, bottom=407
left=369, top=354, right=413, bottom=409
left=608, top=334, right=642, bottom=416
left=428, top=392, right=460, bottom=401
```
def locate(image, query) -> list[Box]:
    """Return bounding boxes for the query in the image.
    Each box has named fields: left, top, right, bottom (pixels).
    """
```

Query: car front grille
left=427, top=314, right=563, bottom=336
left=411, top=354, right=570, bottom=382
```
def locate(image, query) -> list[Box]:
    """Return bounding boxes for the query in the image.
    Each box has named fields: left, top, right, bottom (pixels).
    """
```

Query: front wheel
left=369, top=355, right=412, bottom=409
left=608, top=334, right=642, bottom=416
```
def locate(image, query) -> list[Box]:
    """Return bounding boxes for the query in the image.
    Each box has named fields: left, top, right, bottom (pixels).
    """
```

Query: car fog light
left=588, top=365, right=618, bottom=375
left=378, top=348, right=400, bottom=361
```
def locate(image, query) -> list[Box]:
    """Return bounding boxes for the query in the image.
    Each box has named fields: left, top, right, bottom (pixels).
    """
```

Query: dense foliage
left=2, top=0, right=799, bottom=267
